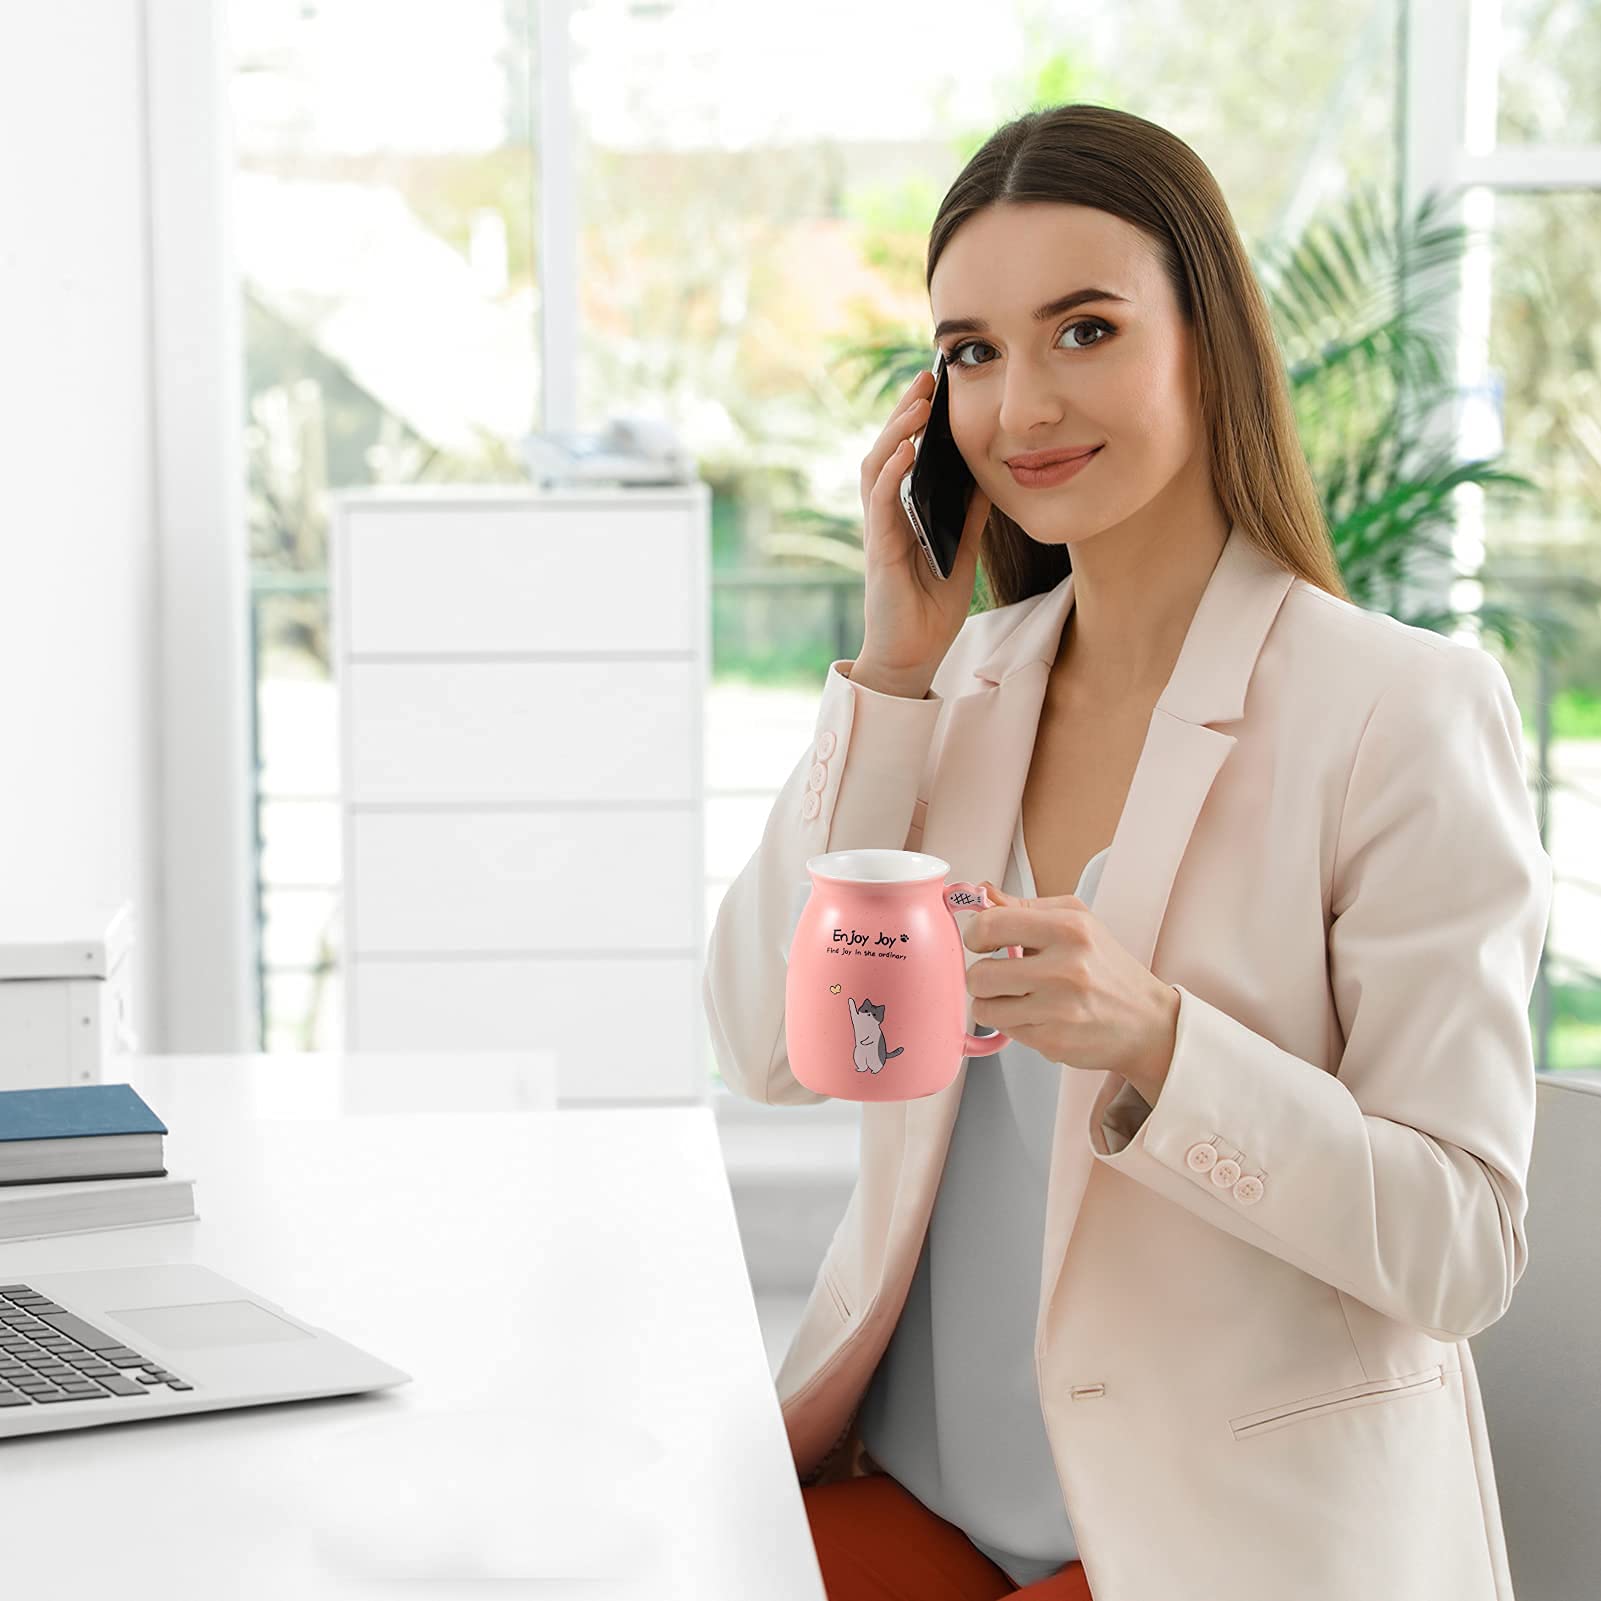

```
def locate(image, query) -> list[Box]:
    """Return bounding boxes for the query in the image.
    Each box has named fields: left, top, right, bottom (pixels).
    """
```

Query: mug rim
left=806, top=849, right=952, bottom=885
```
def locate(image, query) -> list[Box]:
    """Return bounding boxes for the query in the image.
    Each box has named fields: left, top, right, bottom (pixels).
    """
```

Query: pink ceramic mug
left=784, top=848, right=1023, bottom=1102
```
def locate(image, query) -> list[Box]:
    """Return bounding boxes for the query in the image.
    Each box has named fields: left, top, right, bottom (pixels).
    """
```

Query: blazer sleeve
left=1087, top=643, right=1554, bottom=1343
left=703, top=658, right=946, bottom=1105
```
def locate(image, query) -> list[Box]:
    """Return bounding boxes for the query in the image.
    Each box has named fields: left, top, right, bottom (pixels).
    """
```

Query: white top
left=855, top=810, right=1114, bottom=1587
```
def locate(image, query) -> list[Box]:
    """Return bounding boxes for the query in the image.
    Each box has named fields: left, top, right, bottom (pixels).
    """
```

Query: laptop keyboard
left=0, top=1282, right=193, bottom=1407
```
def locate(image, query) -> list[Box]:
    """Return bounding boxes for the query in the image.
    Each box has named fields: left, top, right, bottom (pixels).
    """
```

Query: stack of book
left=0, top=1084, right=196, bottom=1242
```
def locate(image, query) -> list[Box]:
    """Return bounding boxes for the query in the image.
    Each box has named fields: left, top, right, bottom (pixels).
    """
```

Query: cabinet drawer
left=348, top=807, right=699, bottom=955
left=345, top=659, right=698, bottom=805
left=347, top=953, right=703, bottom=1102
left=342, top=504, right=696, bottom=656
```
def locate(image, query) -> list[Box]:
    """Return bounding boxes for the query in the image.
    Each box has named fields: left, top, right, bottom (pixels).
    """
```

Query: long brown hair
left=927, top=103, right=1349, bottom=610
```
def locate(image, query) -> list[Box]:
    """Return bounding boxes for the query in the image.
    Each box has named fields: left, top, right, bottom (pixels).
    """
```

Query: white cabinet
left=0, top=903, right=138, bottom=1092
left=330, top=485, right=711, bottom=1104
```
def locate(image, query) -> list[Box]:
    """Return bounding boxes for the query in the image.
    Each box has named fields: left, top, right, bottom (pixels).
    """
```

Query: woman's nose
left=996, top=367, right=1067, bottom=435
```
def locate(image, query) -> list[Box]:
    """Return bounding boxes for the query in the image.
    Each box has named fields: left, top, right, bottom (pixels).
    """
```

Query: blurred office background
left=2, top=0, right=1596, bottom=1089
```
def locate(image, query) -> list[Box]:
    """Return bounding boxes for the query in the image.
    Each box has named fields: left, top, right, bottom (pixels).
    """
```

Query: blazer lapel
left=890, top=522, right=1298, bottom=1324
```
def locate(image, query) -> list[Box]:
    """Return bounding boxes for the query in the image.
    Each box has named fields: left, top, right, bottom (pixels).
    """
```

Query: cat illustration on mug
left=847, top=997, right=905, bottom=1075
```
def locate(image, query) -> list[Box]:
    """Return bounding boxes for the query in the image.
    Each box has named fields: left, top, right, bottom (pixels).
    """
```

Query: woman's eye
left=948, top=318, right=1113, bottom=369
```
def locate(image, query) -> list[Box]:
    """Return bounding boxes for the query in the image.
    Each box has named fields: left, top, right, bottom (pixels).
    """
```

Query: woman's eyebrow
left=933, top=287, right=1131, bottom=341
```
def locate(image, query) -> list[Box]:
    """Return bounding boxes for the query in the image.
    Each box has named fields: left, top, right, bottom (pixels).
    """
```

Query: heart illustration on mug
left=829, top=984, right=842, bottom=994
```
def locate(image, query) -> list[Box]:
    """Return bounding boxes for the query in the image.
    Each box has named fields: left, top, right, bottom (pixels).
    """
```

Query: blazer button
left=808, top=762, right=828, bottom=792
left=801, top=791, right=821, bottom=820
left=1185, top=1142, right=1217, bottom=1172
left=814, top=730, right=837, bottom=761
left=1233, top=1174, right=1264, bottom=1205
left=1211, top=1158, right=1242, bottom=1188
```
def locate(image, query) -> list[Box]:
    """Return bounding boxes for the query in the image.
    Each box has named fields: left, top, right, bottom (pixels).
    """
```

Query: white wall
left=0, top=5, right=166, bottom=1047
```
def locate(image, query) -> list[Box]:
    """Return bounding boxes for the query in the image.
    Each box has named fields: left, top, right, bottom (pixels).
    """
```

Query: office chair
left=1469, top=1070, right=1601, bottom=1601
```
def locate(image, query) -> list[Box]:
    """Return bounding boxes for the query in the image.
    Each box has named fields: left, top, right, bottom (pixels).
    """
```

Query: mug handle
left=942, top=881, right=1023, bottom=1058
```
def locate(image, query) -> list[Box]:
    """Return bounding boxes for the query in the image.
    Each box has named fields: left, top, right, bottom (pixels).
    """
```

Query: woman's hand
left=856, top=367, right=992, bottom=683
left=963, top=880, right=1181, bottom=1103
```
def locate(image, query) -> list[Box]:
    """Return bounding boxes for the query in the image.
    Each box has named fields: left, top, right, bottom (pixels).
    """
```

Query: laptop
left=0, top=1261, right=411, bottom=1438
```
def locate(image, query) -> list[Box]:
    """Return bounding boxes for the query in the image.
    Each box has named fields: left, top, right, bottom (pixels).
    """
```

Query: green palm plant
left=787, top=181, right=1573, bottom=658
left=1258, top=180, right=1547, bottom=651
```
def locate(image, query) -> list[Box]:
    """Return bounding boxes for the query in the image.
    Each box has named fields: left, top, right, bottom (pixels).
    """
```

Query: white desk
left=0, top=1052, right=825, bottom=1600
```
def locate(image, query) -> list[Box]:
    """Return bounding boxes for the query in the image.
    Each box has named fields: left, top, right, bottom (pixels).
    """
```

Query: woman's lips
left=1007, top=446, right=1103, bottom=487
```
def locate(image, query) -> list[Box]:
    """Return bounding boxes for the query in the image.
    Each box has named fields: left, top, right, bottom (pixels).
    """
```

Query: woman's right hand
left=856, top=366, right=993, bottom=686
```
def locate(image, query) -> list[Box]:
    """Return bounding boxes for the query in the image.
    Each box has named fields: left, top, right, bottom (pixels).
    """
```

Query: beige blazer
left=702, top=522, right=1552, bottom=1599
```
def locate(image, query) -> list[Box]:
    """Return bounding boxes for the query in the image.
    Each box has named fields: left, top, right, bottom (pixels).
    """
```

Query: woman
left=702, top=102, right=1550, bottom=1600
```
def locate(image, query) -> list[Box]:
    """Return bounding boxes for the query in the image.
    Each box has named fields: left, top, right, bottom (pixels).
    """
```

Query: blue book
left=0, top=1084, right=168, bottom=1187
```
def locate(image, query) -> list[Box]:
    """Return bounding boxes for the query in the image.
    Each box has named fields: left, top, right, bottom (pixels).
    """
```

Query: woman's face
left=928, top=202, right=1205, bottom=546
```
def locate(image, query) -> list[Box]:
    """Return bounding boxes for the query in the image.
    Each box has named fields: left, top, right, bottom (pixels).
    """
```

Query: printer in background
left=0, top=902, right=138, bottom=1093
left=519, top=414, right=696, bottom=487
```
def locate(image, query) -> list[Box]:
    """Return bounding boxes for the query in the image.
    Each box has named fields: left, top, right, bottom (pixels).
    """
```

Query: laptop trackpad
left=109, top=1299, right=314, bottom=1349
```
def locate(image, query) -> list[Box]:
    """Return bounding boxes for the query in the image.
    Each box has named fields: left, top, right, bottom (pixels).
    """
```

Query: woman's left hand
left=963, top=880, right=1181, bottom=1101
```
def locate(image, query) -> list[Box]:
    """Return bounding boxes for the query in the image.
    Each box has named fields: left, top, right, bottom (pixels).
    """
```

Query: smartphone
left=898, top=348, right=977, bottom=581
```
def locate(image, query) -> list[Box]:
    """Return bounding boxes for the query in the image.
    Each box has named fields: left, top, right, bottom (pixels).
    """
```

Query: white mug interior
left=805, top=849, right=952, bottom=884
